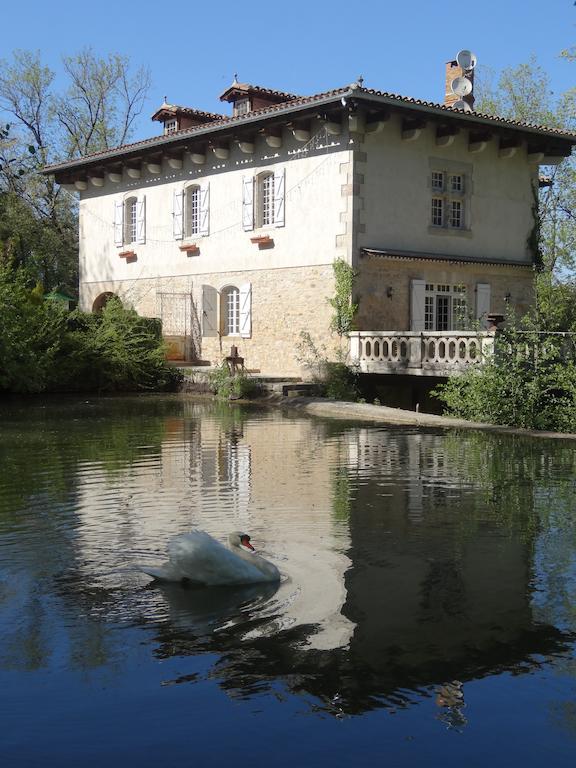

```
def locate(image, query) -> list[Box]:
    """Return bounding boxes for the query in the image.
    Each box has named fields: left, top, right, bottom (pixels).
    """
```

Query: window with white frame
left=258, top=171, right=274, bottom=227
left=430, top=169, right=467, bottom=230
left=242, top=169, right=285, bottom=231
left=164, top=118, right=178, bottom=135
left=424, top=283, right=469, bottom=331
left=222, top=286, right=240, bottom=336
left=185, top=185, right=201, bottom=237
left=124, top=197, right=138, bottom=244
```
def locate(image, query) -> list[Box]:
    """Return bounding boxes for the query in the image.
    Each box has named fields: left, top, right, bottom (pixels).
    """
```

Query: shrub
left=208, top=362, right=258, bottom=400
left=0, top=267, right=181, bottom=394
left=296, top=331, right=359, bottom=401
left=433, top=325, right=576, bottom=433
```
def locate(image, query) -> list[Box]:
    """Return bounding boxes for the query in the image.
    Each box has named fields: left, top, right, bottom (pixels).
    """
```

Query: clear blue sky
left=1, top=0, right=575, bottom=141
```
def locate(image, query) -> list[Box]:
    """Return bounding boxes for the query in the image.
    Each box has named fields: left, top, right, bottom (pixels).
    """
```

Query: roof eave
left=42, top=88, right=354, bottom=177
left=43, top=87, right=576, bottom=179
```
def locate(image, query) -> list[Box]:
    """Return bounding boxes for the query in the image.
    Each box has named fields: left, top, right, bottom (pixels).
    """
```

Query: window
left=222, top=286, right=240, bottom=335
left=202, top=283, right=251, bottom=338
left=234, top=98, right=251, bottom=117
left=242, top=169, right=285, bottom=231
left=259, top=172, right=274, bottom=226
left=424, top=283, right=469, bottom=331
left=164, top=119, right=178, bottom=135
left=185, top=186, right=201, bottom=236
left=124, top=197, right=138, bottom=244
left=173, top=184, right=209, bottom=240
left=114, top=195, right=145, bottom=247
left=430, top=169, right=467, bottom=229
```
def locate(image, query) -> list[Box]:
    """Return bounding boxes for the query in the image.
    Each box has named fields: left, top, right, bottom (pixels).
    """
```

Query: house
left=43, top=63, right=576, bottom=379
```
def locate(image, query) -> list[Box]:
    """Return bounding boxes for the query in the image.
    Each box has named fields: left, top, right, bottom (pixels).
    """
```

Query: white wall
left=78, top=123, right=351, bottom=311
left=359, top=114, right=536, bottom=263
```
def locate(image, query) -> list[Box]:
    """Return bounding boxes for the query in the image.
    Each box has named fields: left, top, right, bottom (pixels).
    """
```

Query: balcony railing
left=348, top=331, right=495, bottom=376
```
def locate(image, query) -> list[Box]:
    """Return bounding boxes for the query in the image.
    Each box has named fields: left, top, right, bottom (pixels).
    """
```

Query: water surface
left=1, top=395, right=575, bottom=767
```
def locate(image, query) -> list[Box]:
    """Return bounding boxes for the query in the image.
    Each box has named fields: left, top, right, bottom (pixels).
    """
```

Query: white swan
left=137, top=530, right=280, bottom=586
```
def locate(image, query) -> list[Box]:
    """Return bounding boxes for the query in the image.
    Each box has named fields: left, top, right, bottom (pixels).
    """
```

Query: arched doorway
left=92, top=292, right=116, bottom=312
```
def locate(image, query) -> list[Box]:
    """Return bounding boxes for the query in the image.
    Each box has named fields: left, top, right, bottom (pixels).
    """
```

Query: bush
left=208, top=362, right=258, bottom=400
left=296, top=331, right=359, bottom=402
left=0, top=267, right=182, bottom=394
left=433, top=325, right=576, bottom=433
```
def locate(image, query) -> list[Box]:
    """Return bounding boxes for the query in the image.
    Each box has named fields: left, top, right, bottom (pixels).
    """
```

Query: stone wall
left=355, top=254, right=535, bottom=330
left=83, top=262, right=343, bottom=377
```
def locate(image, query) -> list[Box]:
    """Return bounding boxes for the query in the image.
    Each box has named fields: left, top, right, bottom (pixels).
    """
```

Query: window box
left=119, top=250, right=137, bottom=262
left=179, top=243, right=200, bottom=255
left=250, top=235, right=274, bottom=248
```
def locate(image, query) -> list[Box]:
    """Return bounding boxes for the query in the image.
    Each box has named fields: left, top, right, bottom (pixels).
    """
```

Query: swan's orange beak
left=241, top=535, right=255, bottom=551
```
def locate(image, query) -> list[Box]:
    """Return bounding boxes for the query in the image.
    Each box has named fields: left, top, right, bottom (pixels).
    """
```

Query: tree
left=475, top=56, right=576, bottom=279
left=0, top=48, right=150, bottom=293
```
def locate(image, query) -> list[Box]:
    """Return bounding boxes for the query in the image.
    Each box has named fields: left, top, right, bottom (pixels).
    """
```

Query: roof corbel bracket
left=237, top=139, right=255, bottom=154
left=435, top=124, right=459, bottom=147
left=89, top=174, right=105, bottom=187
left=261, top=128, right=283, bottom=148
left=146, top=161, right=162, bottom=174
left=166, top=153, right=183, bottom=170
left=126, top=164, right=141, bottom=179
left=211, top=143, right=230, bottom=160
left=74, top=179, right=88, bottom=191
left=498, top=137, right=521, bottom=159
left=401, top=119, right=425, bottom=142
left=288, top=122, right=311, bottom=142
left=366, top=113, right=390, bottom=134
left=469, top=131, right=492, bottom=154
left=107, top=170, right=122, bottom=183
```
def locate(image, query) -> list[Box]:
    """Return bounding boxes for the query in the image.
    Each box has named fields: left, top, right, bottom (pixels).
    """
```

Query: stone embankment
left=276, top=397, right=576, bottom=442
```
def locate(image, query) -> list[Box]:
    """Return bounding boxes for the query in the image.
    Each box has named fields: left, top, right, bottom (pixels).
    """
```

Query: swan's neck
left=230, top=542, right=271, bottom=573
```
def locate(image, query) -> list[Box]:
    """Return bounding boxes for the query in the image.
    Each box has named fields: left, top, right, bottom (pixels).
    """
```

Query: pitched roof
left=151, top=103, right=225, bottom=122
left=44, top=82, right=576, bottom=176
left=219, top=80, right=300, bottom=103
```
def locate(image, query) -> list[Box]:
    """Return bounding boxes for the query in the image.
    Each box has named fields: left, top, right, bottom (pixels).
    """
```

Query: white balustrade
left=348, top=331, right=495, bottom=376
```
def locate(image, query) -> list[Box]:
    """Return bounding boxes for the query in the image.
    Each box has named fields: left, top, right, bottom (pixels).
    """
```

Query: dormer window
left=234, top=98, right=251, bottom=117
left=164, top=118, right=178, bottom=135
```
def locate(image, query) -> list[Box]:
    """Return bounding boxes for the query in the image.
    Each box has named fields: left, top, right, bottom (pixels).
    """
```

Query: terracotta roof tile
left=44, top=83, right=576, bottom=174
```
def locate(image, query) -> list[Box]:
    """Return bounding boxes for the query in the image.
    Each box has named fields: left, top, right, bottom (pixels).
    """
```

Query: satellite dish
left=452, top=99, right=473, bottom=113
left=451, top=76, right=472, bottom=97
left=457, top=50, right=477, bottom=71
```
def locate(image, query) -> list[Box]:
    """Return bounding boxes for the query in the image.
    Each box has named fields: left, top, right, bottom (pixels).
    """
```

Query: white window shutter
left=273, top=167, right=285, bottom=227
left=202, top=284, right=218, bottom=337
left=239, top=283, right=252, bottom=338
left=410, top=279, right=426, bottom=331
left=200, top=182, right=210, bottom=236
left=114, top=200, right=124, bottom=246
left=476, top=283, right=491, bottom=328
left=242, top=176, right=254, bottom=231
left=173, top=189, right=184, bottom=240
left=136, top=195, right=146, bottom=244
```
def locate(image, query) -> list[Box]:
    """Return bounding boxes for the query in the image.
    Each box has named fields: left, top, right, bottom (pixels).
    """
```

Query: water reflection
left=0, top=397, right=575, bottom=725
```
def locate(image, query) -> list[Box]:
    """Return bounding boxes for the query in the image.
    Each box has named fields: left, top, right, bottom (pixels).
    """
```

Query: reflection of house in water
left=149, top=422, right=569, bottom=716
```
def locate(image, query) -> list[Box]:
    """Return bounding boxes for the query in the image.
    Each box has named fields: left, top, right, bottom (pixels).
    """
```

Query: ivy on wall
left=329, top=258, right=358, bottom=336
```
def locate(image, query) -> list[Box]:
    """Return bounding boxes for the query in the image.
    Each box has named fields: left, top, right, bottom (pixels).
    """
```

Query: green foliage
left=0, top=48, right=150, bottom=293
left=433, top=324, right=576, bottom=433
left=296, top=331, right=359, bottom=401
left=328, top=258, right=358, bottom=336
left=476, top=56, right=576, bottom=277
left=535, top=274, right=576, bottom=332
left=0, top=267, right=181, bottom=394
left=208, top=362, right=258, bottom=400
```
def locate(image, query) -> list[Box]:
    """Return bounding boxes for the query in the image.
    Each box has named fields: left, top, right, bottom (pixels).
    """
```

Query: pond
left=0, top=395, right=575, bottom=767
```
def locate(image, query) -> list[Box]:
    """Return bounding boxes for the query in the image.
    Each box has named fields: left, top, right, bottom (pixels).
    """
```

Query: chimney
left=444, top=60, right=475, bottom=109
